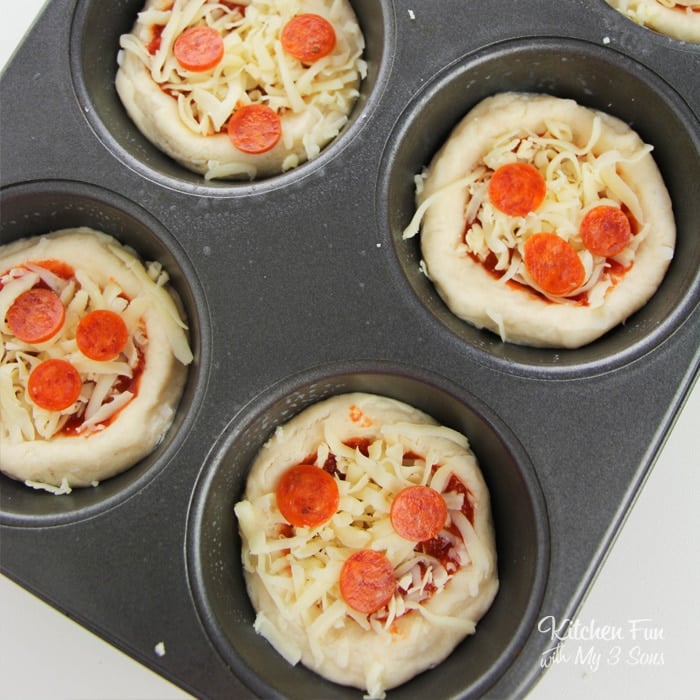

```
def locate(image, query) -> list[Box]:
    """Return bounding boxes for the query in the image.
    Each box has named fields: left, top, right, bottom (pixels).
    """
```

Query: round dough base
left=238, top=393, right=498, bottom=696
left=419, top=92, right=675, bottom=349
left=0, top=228, right=190, bottom=488
left=115, top=0, right=363, bottom=179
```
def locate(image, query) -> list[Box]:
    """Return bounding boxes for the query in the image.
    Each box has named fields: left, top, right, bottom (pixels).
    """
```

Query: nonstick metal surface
left=1, top=1, right=698, bottom=698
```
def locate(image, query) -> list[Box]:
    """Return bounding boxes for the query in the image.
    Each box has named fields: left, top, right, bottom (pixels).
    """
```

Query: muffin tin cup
left=0, top=179, right=210, bottom=526
left=1, top=1, right=698, bottom=698
left=69, top=0, right=396, bottom=196
left=187, top=361, right=550, bottom=700
left=378, top=36, right=700, bottom=379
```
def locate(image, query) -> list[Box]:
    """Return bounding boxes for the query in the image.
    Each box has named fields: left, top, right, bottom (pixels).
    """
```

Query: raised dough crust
left=236, top=393, right=498, bottom=697
left=0, top=228, right=192, bottom=488
left=417, top=92, right=675, bottom=349
left=115, top=0, right=364, bottom=179
left=606, top=0, right=700, bottom=43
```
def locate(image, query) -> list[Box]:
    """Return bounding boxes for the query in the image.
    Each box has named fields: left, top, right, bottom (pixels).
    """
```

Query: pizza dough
left=116, top=0, right=366, bottom=180
left=605, top=0, right=700, bottom=43
left=234, top=392, right=498, bottom=699
left=0, top=228, right=193, bottom=491
left=404, top=92, right=675, bottom=349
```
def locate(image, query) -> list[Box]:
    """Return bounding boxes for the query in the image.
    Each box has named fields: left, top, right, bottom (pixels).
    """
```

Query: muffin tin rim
left=67, top=0, right=399, bottom=198
left=185, top=359, right=552, bottom=699
left=0, top=177, right=213, bottom=528
left=375, top=34, right=700, bottom=381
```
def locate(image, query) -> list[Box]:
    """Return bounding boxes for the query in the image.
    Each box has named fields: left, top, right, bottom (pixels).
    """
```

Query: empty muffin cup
left=0, top=179, right=208, bottom=526
left=187, top=361, right=549, bottom=699
left=378, top=37, right=700, bottom=378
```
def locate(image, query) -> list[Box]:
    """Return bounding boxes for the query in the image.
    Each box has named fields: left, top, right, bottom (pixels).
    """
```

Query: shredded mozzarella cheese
left=0, top=264, right=145, bottom=441
left=405, top=117, right=654, bottom=307
left=24, top=476, right=73, bottom=495
left=119, top=0, right=366, bottom=163
left=235, top=420, right=489, bottom=696
left=0, top=248, right=191, bottom=445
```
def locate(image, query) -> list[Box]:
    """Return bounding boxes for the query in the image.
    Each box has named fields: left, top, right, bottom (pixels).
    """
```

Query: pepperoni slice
left=27, top=359, right=82, bottom=411
left=488, top=162, right=547, bottom=217
left=281, top=14, right=336, bottom=63
left=6, top=288, right=65, bottom=344
left=390, top=485, right=448, bottom=542
left=227, top=104, right=282, bottom=154
left=339, top=550, right=396, bottom=614
left=580, top=205, right=632, bottom=257
left=276, top=464, right=339, bottom=528
left=173, top=26, right=225, bottom=72
left=523, top=232, right=586, bottom=296
left=76, top=309, right=129, bottom=362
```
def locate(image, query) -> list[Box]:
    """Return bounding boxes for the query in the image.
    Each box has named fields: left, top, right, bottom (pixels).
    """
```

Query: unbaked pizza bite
left=234, top=392, right=498, bottom=699
left=0, top=228, right=193, bottom=492
left=403, top=92, right=675, bottom=349
left=605, top=0, right=700, bottom=43
left=116, top=0, right=366, bottom=180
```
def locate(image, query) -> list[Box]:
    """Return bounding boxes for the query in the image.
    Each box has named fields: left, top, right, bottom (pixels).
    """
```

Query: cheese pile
left=118, top=0, right=366, bottom=176
left=235, top=418, right=492, bottom=688
left=405, top=117, right=655, bottom=307
left=0, top=241, right=191, bottom=444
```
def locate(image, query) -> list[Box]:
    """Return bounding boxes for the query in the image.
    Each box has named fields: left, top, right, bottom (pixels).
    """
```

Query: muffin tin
left=1, top=1, right=698, bottom=698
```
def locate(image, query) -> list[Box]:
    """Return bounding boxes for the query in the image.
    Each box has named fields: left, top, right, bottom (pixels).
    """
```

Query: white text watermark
left=538, top=616, right=665, bottom=672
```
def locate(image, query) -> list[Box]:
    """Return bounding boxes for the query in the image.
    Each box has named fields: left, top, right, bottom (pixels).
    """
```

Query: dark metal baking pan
left=1, top=1, right=698, bottom=698
left=188, top=364, right=549, bottom=699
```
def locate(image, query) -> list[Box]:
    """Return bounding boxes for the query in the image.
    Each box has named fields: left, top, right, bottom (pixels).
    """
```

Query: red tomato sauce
left=0, top=259, right=75, bottom=290
left=147, top=24, right=165, bottom=55
left=58, top=345, right=145, bottom=436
